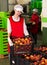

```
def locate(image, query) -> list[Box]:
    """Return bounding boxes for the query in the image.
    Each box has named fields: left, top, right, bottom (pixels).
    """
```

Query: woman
left=7, top=4, right=29, bottom=65
left=29, top=9, right=40, bottom=49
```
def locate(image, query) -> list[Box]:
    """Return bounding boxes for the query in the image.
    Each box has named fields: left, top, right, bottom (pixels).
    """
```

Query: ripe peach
left=17, top=40, right=21, bottom=43
left=34, top=62, right=38, bottom=65
left=46, top=48, right=47, bottom=51
left=30, top=55, right=34, bottom=60
left=24, top=40, right=27, bottom=44
left=45, top=64, right=47, bottom=65
left=42, top=47, right=46, bottom=51
left=41, top=61, right=45, bottom=65
left=27, top=40, right=30, bottom=44
left=21, top=38, right=25, bottom=42
left=24, top=54, right=27, bottom=57
left=25, top=56, right=29, bottom=60
left=20, top=42, right=23, bottom=45
left=15, top=41, right=18, bottom=44
left=45, top=59, right=47, bottom=63
left=25, top=38, right=28, bottom=41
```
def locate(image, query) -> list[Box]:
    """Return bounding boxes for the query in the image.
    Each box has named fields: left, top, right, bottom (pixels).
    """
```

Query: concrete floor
left=0, top=58, right=10, bottom=65
left=0, top=32, right=42, bottom=65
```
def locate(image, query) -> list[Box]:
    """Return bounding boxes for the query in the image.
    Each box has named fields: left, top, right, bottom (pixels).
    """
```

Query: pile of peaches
left=13, top=37, right=32, bottom=45
left=30, top=57, right=47, bottom=65
left=22, top=54, right=42, bottom=61
left=22, top=54, right=47, bottom=65
left=38, top=57, right=47, bottom=65
left=34, top=46, right=47, bottom=53
left=13, top=37, right=32, bottom=52
left=33, top=57, right=47, bottom=65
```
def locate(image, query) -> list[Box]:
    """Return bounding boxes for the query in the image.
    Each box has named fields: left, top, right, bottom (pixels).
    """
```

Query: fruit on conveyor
left=34, top=46, right=47, bottom=52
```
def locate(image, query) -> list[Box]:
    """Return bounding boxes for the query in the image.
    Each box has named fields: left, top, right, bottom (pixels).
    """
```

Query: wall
left=41, top=0, right=47, bottom=45
left=17, top=0, right=31, bottom=4
left=0, top=0, right=8, bottom=11
left=8, top=0, right=17, bottom=12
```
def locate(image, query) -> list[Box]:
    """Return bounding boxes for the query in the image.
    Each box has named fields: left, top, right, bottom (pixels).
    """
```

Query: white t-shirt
left=7, top=16, right=29, bottom=46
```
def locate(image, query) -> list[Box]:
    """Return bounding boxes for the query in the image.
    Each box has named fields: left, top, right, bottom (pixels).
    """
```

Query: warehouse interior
left=0, top=0, right=47, bottom=65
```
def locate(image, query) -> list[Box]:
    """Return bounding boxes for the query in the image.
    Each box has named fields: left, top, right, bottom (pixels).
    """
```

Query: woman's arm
left=7, top=18, right=13, bottom=46
left=23, top=19, right=29, bottom=36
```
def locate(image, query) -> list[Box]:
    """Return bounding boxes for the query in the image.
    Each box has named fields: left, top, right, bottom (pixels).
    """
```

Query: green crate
left=0, top=12, right=9, bottom=54
left=0, top=45, right=8, bottom=54
left=0, top=12, right=7, bottom=17
left=0, top=24, right=2, bottom=27
left=0, top=18, right=2, bottom=28
left=2, top=17, right=7, bottom=29
left=6, top=12, right=10, bottom=18
left=0, top=31, right=8, bottom=55
left=0, top=51, right=8, bottom=55
left=0, top=12, right=7, bottom=29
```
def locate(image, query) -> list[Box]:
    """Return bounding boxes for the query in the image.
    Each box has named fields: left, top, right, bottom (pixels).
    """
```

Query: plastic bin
left=10, top=37, right=33, bottom=54
left=0, top=31, right=8, bottom=54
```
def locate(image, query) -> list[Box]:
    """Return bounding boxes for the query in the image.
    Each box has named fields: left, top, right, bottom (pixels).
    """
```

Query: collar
left=12, top=16, right=20, bottom=22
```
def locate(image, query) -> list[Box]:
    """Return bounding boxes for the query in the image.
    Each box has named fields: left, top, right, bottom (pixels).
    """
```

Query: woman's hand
left=8, top=33, right=13, bottom=46
left=32, top=22, right=36, bottom=25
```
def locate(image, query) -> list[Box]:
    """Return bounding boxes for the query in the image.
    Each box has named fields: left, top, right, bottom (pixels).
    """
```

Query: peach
left=25, top=56, right=29, bottom=60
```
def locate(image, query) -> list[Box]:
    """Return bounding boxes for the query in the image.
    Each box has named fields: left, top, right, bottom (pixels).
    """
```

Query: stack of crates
left=0, top=12, right=8, bottom=29
left=0, top=31, right=8, bottom=55
left=6, top=12, right=10, bottom=18
left=0, top=12, right=9, bottom=58
left=0, top=17, right=2, bottom=28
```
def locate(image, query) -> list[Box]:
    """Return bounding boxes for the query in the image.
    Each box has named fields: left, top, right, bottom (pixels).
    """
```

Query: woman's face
left=14, top=10, right=22, bottom=16
left=33, top=11, right=37, bottom=14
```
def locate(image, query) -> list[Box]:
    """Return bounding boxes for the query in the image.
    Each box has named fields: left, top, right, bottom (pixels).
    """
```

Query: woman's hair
left=10, top=10, right=22, bottom=17
left=10, top=10, right=15, bottom=16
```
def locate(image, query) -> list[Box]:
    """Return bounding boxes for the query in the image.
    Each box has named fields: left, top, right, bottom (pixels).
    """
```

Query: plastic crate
left=2, top=17, right=7, bottom=29
left=0, top=12, right=7, bottom=17
left=0, top=17, right=7, bottom=29
left=10, top=37, right=33, bottom=54
left=0, top=12, right=7, bottom=29
left=14, top=44, right=32, bottom=54
left=0, top=31, right=8, bottom=54
left=6, top=12, right=10, bottom=18
left=0, top=17, right=3, bottom=28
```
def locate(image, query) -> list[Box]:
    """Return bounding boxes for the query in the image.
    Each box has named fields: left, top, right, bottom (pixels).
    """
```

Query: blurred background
left=0, top=0, right=47, bottom=65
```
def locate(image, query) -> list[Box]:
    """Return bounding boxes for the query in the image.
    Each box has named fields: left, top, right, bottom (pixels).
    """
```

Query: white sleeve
left=23, top=19, right=29, bottom=36
left=7, top=18, right=13, bottom=46
left=8, top=37, right=13, bottom=46
left=7, top=18, right=12, bottom=33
